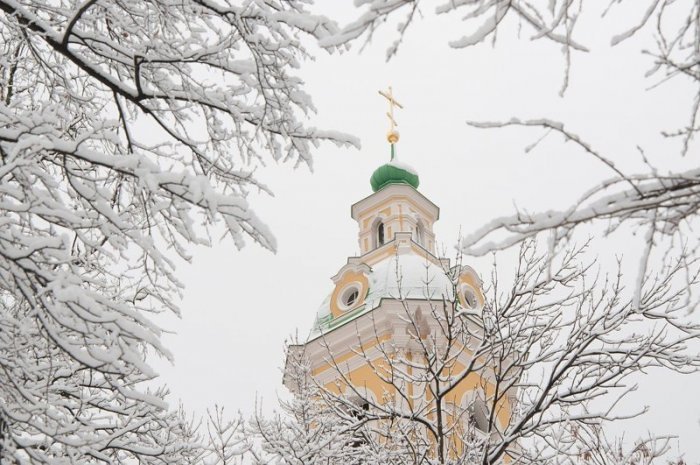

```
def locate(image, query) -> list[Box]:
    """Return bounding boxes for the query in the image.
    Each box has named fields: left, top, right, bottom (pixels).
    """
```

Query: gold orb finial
left=378, top=86, right=403, bottom=146
left=387, top=130, right=400, bottom=144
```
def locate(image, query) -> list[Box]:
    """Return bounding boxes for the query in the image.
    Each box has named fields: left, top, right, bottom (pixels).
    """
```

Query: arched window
left=347, top=393, right=374, bottom=448
left=377, top=222, right=385, bottom=246
left=370, top=217, right=388, bottom=250
left=415, top=220, right=425, bottom=246
left=465, top=394, right=490, bottom=433
left=350, top=400, right=370, bottom=419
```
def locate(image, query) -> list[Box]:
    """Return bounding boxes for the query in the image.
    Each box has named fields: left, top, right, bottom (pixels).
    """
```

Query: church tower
left=284, top=88, right=513, bottom=459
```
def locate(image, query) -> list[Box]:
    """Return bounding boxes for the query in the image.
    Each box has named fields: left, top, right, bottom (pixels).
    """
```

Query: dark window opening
left=415, top=222, right=425, bottom=246
left=377, top=223, right=385, bottom=246
left=350, top=402, right=370, bottom=448
left=463, top=289, right=478, bottom=309
left=344, top=289, right=359, bottom=307
left=351, top=402, right=370, bottom=419
left=468, top=401, right=489, bottom=432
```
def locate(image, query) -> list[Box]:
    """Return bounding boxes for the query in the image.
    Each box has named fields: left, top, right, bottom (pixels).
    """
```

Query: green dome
left=370, top=162, right=420, bottom=192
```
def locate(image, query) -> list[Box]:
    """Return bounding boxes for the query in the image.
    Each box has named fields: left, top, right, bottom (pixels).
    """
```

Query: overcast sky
left=152, top=3, right=700, bottom=462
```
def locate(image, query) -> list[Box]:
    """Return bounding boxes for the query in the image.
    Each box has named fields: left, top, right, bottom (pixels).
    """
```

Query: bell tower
left=284, top=87, right=513, bottom=460
left=352, top=181, right=438, bottom=256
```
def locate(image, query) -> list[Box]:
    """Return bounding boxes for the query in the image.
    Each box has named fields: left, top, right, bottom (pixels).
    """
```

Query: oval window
left=460, top=286, right=480, bottom=310
left=338, top=285, right=362, bottom=311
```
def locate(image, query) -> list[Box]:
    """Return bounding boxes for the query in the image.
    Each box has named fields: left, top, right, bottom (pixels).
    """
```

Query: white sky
left=153, top=3, right=700, bottom=462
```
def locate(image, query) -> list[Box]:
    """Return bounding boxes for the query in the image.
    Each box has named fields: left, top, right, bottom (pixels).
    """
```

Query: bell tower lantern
left=351, top=181, right=439, bottom=255
left=351, top=85, right=439, bottom=256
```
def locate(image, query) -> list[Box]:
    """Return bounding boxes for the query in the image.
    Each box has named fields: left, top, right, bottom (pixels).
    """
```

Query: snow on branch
left=0, top=0, right=355, bottom=463
left=322, top=0, right=586, bottom=91
left=257, top=242, right=698, bottom=465
left=462, top=116, right=700, bottom=311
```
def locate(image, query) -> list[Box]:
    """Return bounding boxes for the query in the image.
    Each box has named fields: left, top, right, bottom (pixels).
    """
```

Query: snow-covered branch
left=259, top=242, right=698, bottom=465
left=0, top=1, right=355, bottom=463
left=323, top=0, right=587, bottom=90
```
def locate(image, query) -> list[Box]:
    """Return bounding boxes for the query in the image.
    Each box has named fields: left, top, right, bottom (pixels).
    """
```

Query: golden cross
left=378, top=86, right=403, bottom=143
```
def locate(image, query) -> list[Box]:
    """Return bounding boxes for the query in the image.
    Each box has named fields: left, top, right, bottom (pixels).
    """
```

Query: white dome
left=366, top=253, right=454, bottom=304
left=310, top=253, right=455, bottom=338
